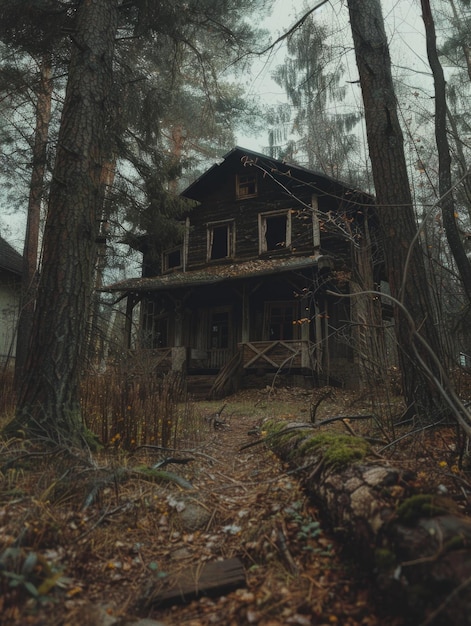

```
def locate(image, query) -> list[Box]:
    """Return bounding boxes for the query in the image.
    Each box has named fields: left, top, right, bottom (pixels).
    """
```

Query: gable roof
left=181, top=146, right=374, bottom=205
left=0, top=236, right=23, bottom=275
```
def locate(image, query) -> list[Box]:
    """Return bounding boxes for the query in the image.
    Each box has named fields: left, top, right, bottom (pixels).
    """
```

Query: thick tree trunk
left=14, top=53, right=53, bottom=391
left=346, top=0, right=446, bottom=419
left=421, top=0, right=471, bottom=303
left=7, top=0, right=119, bottom=446
left=267, top=420, right=471, bottom=625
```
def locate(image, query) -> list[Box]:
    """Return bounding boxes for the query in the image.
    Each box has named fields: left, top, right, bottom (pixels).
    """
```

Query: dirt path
left=1, top=393, right=407, bottom=626
left=121, top=408, right=404, bottom=626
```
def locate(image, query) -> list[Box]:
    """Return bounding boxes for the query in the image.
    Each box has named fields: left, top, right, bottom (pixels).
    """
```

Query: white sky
left=3, top=0, right=434, bottom=249
left=237, top=0, right=431, bottom=152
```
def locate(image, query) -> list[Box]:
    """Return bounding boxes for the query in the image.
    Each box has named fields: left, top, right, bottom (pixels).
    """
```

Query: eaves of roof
left=103, top=255, right=321, bottom=294
left=181, top=146, right=376, bottom=204
left=0, top=236, right=23, bottom=275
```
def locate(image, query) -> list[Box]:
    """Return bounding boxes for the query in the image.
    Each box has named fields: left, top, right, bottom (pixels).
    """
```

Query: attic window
left=236, top=173, right=257, bottom=199
left=163, top=246, right=182, bottom=272
left=259, top=210, right=291, bottom=253
left=207, top=220, right=235, bottom=261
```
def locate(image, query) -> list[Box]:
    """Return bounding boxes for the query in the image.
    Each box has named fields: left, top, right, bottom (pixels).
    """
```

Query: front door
left=209, top=308, right=231, bottom=368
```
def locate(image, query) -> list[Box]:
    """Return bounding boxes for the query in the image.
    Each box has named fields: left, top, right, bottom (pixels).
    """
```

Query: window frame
left=206, top=219, right=236, bottom=261
left=258, top=209, right=292, bottom=253
left=264, top=300, right=300, bottom=341
left=236, top=173, right=257, bottom=199
left=162, top=245, right=183, bottom=272
left=141, top=300, right=169, bottom=349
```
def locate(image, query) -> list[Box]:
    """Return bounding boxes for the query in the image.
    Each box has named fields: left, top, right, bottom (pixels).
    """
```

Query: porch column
left=241, top=283, right=250, bottom=343
left=124, top=295, right=137, bottom=349
left=172, top=298, right=186, bottom=372
left=174, top=299, right=183, bottom=346
left=300, top=295, right=311, bottom=368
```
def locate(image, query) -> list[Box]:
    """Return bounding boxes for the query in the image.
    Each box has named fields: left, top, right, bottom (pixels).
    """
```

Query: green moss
left=298, top=432, right=370, bottom=469
left=265, top=421, right=312, bottom=449
left=444, top=535, right=466, bottom=551
left=396, top=494, right=457, bottom=525
left=374, top=548, right=397, bottom=571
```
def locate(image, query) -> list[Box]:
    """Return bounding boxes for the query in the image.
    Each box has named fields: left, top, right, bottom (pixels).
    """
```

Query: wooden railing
left=240, top=340, right=316, bottom=370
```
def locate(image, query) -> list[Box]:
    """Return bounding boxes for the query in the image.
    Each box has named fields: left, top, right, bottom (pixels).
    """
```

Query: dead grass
left=2, top=372, right=471, bottom=625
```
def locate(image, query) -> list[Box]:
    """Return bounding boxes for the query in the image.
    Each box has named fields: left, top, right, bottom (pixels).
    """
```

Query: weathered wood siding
left=185, top=166, right=339, bottom=269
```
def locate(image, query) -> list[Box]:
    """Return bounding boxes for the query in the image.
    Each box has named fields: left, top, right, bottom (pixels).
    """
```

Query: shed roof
left=104, top=254, right=321, bottom=294
left=0, top=236, right=23, bottom=275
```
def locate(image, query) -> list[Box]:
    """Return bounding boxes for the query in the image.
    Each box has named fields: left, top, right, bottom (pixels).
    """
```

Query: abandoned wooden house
left=106, top=147, right=385, bottom=397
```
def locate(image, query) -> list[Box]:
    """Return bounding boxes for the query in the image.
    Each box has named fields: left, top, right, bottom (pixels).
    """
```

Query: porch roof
left=103, top=254, right=322, bottom=294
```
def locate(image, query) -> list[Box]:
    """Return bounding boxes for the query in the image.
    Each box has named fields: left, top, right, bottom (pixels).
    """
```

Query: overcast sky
left=3, top=0, right=434, bottom=249
left=238, top=0, right=431, bottom=152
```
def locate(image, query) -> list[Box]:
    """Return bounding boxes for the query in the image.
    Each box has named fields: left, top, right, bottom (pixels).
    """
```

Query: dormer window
left=162, top=246, right=182, bottom=272
left=207, top=220, right=235, bottom=261
left=259, top=210, right=291, bottom=253
left=236, top=173, right=257, bottom=199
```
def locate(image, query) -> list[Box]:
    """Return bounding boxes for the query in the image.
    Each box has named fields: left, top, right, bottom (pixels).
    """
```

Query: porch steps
left=185, top=374, right=218, bottom=399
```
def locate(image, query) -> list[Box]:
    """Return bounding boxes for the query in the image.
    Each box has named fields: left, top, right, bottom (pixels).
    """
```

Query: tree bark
left=14, top=53, right=53, bottom=391
left=421, top=0, right=471, bottom=303
left=7, top=0, right=119, bottom=446
left=346, top=0, right=446, bottom=418
left=267, top=420, right=471, bottom=626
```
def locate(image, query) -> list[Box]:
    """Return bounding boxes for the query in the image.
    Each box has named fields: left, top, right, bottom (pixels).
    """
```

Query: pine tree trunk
left=346, top=0, right=446, bottom=418
left=7, top=0, right=119, bottom=446
left=421, top=0, right=471, bottom=303
left=14, top=53, right=53, bottom=391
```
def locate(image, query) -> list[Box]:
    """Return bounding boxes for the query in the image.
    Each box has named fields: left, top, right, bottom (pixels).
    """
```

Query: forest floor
left=2, top=377, right=471, bottom=626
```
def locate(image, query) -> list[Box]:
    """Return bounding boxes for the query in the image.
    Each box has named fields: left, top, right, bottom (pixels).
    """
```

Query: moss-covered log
left=265, top=420, right=471, bottom=626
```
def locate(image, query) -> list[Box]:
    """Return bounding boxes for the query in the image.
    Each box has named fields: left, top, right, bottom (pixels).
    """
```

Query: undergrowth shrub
left=0, top=367, right=15, bottom=426
left=81, top=352, right=203, bottom=450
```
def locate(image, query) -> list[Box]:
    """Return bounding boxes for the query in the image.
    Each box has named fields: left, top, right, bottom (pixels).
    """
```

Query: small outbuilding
left=0, top=236, right=22, bottom=365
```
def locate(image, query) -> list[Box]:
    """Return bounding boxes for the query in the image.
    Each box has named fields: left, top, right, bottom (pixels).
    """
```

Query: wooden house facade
left=0, top=236, right=22, bottom=365
left=106, top=147, right=384, bottom=397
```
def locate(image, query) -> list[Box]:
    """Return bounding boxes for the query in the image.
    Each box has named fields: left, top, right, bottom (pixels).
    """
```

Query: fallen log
left=264, top=420, right=471, bottom=626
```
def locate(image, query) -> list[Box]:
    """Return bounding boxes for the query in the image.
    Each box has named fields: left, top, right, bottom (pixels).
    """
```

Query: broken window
left=259, top=210, right=291, bottom=253
left=207, top=220, right=235, bottom=261
left=236, top=173, right=257, bottom=199
left=162, top=246, right=182, bottom=272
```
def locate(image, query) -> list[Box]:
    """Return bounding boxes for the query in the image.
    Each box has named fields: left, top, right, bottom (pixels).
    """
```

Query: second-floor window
left=207, top=220, right=235, bottom=261
left=162, top=246, right=182, bottom=272
left=259, top=210, right=291, bottom=253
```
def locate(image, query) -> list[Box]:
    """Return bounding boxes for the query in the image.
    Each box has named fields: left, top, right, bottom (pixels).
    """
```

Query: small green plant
left=285, top=500, right=323, bottom=546
left=0, top=547, right=68, bottom=604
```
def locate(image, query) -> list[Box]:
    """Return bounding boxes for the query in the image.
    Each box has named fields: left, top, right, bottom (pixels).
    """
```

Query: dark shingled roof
left=0, top=236, right=22, bottom=275
left=104, top=255, right=321, bottom=293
